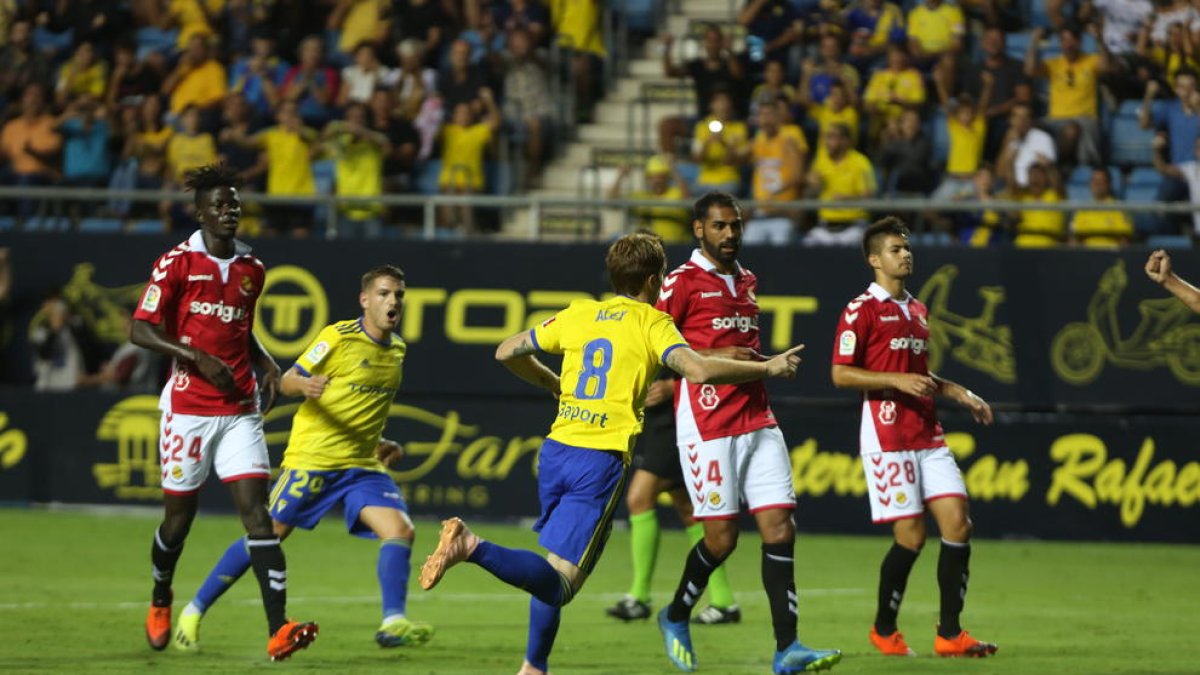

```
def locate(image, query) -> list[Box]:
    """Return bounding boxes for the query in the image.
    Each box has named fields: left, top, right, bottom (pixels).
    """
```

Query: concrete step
left=576, top=124, right=632, bottom=145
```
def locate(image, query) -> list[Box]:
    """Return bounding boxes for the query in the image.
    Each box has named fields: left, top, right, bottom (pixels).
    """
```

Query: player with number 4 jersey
left=831, top=217, right=998, bottom=659
left=655, top=193, right=841, bottom=675
left=418, top=233, right=807, bottom=675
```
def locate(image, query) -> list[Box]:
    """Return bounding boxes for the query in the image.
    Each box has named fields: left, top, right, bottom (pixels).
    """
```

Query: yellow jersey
left=812, top=149, right=876, bottom=223
left=166, top=132, right=217, bottom=182
left=752, top=124, right=808, bottom=202
left=531, top=296, right=688, bottom=452
left=863, top=68, right=925, bottom=121
left=1015, top=189, right=1066, bottom=247
left=1045, top=54, right=1099, bottom=119
left=907, top=2, right=964, bottom=54
left=1071, top=199, right=1133, bottom=247
left=263, top=126, right=316, bottom=195
left=809, top=103, right=859, bottom=162
left=169, top=59, right=227, bottom=114
left=439, top=123, right=492, bottom=190
left=692, top=117, right=749, bottom=187
left=946, top=115, right=986, bottom=175
left=630, top=185, right=690, bottom=243
left=284, top=318, right=405, bottom=471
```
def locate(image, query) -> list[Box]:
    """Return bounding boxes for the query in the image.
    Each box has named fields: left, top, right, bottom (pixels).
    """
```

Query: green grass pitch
left=1, top=508, right=1198, bottom=674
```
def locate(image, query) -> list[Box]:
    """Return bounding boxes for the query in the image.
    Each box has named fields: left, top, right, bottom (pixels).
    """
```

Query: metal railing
left=0, top=185, right=1195, bottom=242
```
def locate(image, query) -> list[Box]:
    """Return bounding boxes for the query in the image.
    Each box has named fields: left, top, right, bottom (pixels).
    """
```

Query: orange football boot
left=869, top=626, right=916, bottom=656
left=934, top=629, right=998, bottom=657
left=267, top=621, right=319, bottom=661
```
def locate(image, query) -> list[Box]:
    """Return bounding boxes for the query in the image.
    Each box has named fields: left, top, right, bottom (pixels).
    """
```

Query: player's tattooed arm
left=496, top=330, right=560, bottom=397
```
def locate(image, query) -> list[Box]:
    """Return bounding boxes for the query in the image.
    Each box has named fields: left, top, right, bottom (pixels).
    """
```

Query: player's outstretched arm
left=1146, top=249, right=1200, bottom=313
left=666, top=345, right=804, bottom=384
left=130, top=318, right=236, bottom=392
left=280, top=366, right=330, bottom=399
left=495, top=331, right=560, bottom=397
left=932, top=374, right=994, bottom=425
left=831, top=364, right=937, bottom=397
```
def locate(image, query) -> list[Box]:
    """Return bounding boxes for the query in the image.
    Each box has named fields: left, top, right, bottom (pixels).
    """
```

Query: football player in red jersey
left=655, top=192, right=842, bottom=675
left=130, top=164, right=317, bottom=661
left=831, top=216, right=997, bottom=659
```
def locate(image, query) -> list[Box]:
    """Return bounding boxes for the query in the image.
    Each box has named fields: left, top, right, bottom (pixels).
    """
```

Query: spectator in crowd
left=961, top=166, right=1017, bottom=246
left=1069, top=168, right=1133, bottom=247
left=1152, top=134, right=1200, bottom=235
left=1150, top=0, right=1200, bottom=48
left=338, top=42, right=390, bottom=106
left=863, top=44, right=925, bottom=144
left=92, top=311, right=163, bottom=393
left=608, top=154, right=691, bottom=243
left=229, top=34, right=288, bottom=123
left=367, top=88, right=421, bottom=193
left=1137, top=19, right=1200, bottom=84
left=0, top=20, right=51, bottom=106
left=168, top=0, right=218, bottom=50
left=803, top=80, right=859, bottom=162
left=1141, top=74, right=1200, bottom=218
left=57, top=96, right=112, bottom=188
left=29, top=293, right=97, bottom=392
left=502, top=26, right=555, bottom=186
left=439, top=88, right=501, bottom=232
left=324, top=101, right=391, bottom=238
left=166, top=105, right=217, bottom=184
left=47, top=0, right=124, bottom=49
left=879, top=109, right=934, bottom=195
left=798, top=34, right=861, bottom=106
left=107, top=42, right=164, bottom=108
left=266, top=0, right=335, bottom=69
left=133, top=94, right=173, bottom=161
left=1026, top=26, right=1108, bottom=168
left=551, top=0, right=605, bottom=122
left=55, top=41, right=108, bottom=109
left=222, top=0, right=275, bottom=56
left=945, top=26, right=1030, bottom=162
left=999, top=103, right=1056, bottom=188
left=495, top=0, right=550, bottom=47
left=934, top=71, right=994, bottom=200
left=441, top=38, right=490, bottom=115
left=906, top=0, right=965, bottom=67
left=750, top=59, right=795, bottom=119
left=844, top=0, right=907, bottom=71
left=747, top=96, right=807, bottom=244
left=805, top=123, right=877, bottom=245
left=659, top=24, right=744, bottom=155
left=163, top=35, right=228, bottom=118
left=738, top=0, right=804, bottom=65
left=461, top=1, right=507, bottom=67
left=329, top=0, right=390, bottom=60
left=1013, top=161, right=1065, bottom=247
left=1081, top=0, right=1153, bottom=97
left=385, top=39, right=438, bottom=122
left=1, top=83, right=61, bottom=218
left=691, top=90, right=749, bottom=195
left=282, top=35, right=339, bottom=127
left=389, top=0, right=451, bottom=68
left=229, top=99, right=319, bottom=237
left=217, top=94, right=266, bottom=190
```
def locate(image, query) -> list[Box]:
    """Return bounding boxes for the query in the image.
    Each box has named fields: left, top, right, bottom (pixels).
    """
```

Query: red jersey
left=132, top=230, right=266, bottom=416
left=656, top=249, right=776, bottom=443
left=831, top=283, right=944, bottom=453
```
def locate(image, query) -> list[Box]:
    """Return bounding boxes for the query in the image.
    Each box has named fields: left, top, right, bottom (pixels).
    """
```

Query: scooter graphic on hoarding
left=916, top=265, right=1016, bottom=383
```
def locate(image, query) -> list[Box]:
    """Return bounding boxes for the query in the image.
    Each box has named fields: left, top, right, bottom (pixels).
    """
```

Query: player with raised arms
left=418, top=232, right=806, bottom=675
left=831, top=216, right=997, bottom=658
left=131, top=164, right=317, bottom=660
left=171, top=265, right=434, bottom=652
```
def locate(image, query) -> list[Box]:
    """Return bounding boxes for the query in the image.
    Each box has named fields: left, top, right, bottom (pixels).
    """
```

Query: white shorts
left=861, top=447, right=968, bottom=524
left=159, top=411, right=271, bottom=495
left=680, top=426, right=796, bottom=520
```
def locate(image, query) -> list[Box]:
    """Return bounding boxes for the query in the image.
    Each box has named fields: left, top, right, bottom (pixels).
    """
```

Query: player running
left=418, top=233, right=806, bottom=675
left=656, top=192, right=841, bottom=674
left=604, top=369, right=740, bottom=626
left=831, top=217, right=998, bottom=658
left=172, top=265, right=433, bottom=652
left=131, top=164, right=316, bottom=661
left=1145, top=249, right=1200, bottom=311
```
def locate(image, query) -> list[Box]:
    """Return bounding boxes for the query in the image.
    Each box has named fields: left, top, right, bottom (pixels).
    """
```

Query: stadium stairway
left=501, top=0, right=734, bottom=239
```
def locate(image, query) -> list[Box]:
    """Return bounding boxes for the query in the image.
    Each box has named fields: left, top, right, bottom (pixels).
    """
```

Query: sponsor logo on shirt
left=188, top=300, right=248, bottom=324
left=699, top=291, right=723, bottom=299
left=347, top=382, right=396, bottom=396
left=141, top=284, right=162, bottom=313
left=879, top=315, right=901, bottom=322
left=697, top=384, right=720, bottom=411
left=711, top=315, right=757, bottom=332
left=888, top=336, right=927, bottom=355
left=556, top=401, right=609, bottom=427
left=188, top=274, right=214, bottom=282
left=878, top=400, right=897, bottom=425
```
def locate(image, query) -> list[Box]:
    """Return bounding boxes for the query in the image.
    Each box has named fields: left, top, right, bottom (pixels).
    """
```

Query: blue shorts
left=533, top=439, right=629, bottom=575
left=268, top=468, right=407, bottom=539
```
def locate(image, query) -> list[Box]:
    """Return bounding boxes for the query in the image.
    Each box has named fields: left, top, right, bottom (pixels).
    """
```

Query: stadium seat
left=619, top=0, right=659, bottom=35
left=1109, top=114, right=1156, bottom=167
left=1146, top=234, right=1194, bottom=249
left=78, top=218, right=123, bottom=234
left=128, top=220, right=167, bottom=234
left=930, top=110, right=950, bottom=165
left=1125, top=167, right=1167, bottom=234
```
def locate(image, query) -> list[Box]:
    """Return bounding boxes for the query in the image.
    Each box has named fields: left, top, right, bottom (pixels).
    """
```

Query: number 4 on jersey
left=707, top=460, right=724, bottom=486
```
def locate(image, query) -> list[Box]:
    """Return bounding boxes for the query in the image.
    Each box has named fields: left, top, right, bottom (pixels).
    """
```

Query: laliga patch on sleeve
left=306, top=341, right=330, bottom=365
left=838, top=330, right=857, bottom=356
left=141, top=284, right=162, bottom=313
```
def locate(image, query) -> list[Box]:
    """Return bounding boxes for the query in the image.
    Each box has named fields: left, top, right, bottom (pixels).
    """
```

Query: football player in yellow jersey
left=419, top=233, right=807, bottom=675
left=173, top=265, right=435, bottom=652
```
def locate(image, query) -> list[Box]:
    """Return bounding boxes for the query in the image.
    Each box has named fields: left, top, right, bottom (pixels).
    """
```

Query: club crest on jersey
left=708, top=492, right=722, bottom=507
left=173, top=368, right=191, bottom=391
left=698, top=384, right=720, bottom=410
left=916, top=313, right=928, bottom=327
left=239, top=275, right=255, bottom=296
left=838, top=330, right=857, bottom=356
left=171, top=465, right=183, bottom=480
left=141, top=284, right=162, bottom=313
left=306, top=341, right=330, bottom=366
left=895, top=491, right=908, bottom=505
left=878, top=400, right=897, bottom=425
